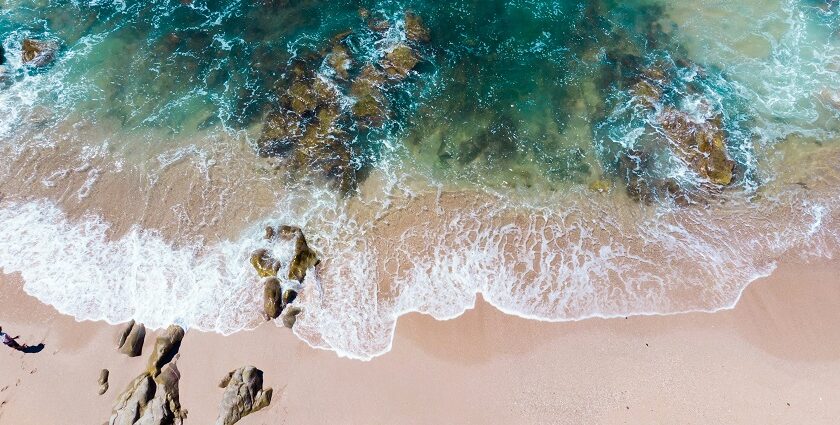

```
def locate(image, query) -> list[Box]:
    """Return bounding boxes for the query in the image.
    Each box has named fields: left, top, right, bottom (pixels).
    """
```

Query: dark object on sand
left=99, top=369, right=110, bottom=395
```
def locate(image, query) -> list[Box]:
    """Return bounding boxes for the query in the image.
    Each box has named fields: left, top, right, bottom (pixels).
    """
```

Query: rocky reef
left=255, top=10, right=431, bottom=194
left=108, top=325, right=187, bottom=425
left=589, top=4, right=740, bottom=204
left=215, top=366, right=273, bottom=425
left=613, top=63, right=737, bottom=204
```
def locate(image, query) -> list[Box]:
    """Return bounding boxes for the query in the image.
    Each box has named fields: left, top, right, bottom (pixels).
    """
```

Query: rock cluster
left=117, top=320, right=146, bottom=357
left=256, top=10, right=431, bottom=194
left=215, top=366, right=273, bottom=425
left=599, top=54, right=737, bottom=203
left=249, top=225, right=318, bottom=327
left=108, top=325, right=187, bottom=425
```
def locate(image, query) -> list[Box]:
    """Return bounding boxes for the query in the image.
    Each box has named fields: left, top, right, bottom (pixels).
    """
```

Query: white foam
left=0, top=200, right=264, bottom=334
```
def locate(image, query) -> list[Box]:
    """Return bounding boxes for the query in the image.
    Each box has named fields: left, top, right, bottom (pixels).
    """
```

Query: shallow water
left=0, top=0, right=839, bottom=359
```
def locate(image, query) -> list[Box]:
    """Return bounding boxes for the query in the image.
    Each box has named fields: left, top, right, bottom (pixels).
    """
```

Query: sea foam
left=1, top=174, right=836, bottom=361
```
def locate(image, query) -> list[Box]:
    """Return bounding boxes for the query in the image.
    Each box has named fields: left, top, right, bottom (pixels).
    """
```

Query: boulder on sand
left=215, top=366, right=273, bottom=425
left=99, top=369, right=110, bottom=395
left=109, top=363, right=186, bottom=425
left=117, top=320, right=146, bottom=357
left=109, top=326, right=187, bottom=425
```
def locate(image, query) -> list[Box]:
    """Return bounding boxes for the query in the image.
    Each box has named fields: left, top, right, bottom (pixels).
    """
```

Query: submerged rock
left=256, top=109, right=305, bottom=158
left=368, top=19, right=390, bottom=33
left=216, top=366, right=273, bottom=425
left=404, top=12, right=431, bottom=43
left=99, top=369, right=110, bottom=396
left=617, top=150, right=690, bottom=206
left=588, top=178, right=611, bottom=193
left=602, top=59, right=738, bottom=201
left=658, top=108, right=735, bottom=186
left=821, top=89, right=840, bottom=111
left=327, top=45, right=352, bottom=80
left=254, top=15, right=431, bottom=193
left=22, top=39, right=58, bottom=67
left=117, top=320, right=146, bottom=358
left=147, top=325, right=185, bottom=377
left=381, top=44, right=420, bottom=80
left=350, top=65, right=388, bottom=127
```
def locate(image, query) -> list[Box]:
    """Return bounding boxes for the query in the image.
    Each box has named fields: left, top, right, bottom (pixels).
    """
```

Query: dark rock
left=99, top=369, right=110, bottom=396
left=263, top=226, right=275, bottom=241
left=288, top=230, right=319, bottom=282
left=280, top=305, right=302, bottom=329
left=256, top=109, right=304, bottom=158
left=262, top=277, right=283, bottom=320
left=22, top=39, right=58, bottom=67
left=276, top=225, right=299, bottom=240
left=368, top=19, right=390, bottom=33
left=250, top=249, right=281, bottom=278
left=381, top=44, right=420, bottom=80
left=147, top=325, right=185, bottom=377
left=117, top=320, right=146, bottom=358
left=350, top=65, right=388, bottom=127
left=216, top=366, right=273, bottom=425
left=282, top=289, right=297, bottom=306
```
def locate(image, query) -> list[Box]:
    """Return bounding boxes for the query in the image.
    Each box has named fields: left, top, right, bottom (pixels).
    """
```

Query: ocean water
left=0, top=0, right=838, bottom=359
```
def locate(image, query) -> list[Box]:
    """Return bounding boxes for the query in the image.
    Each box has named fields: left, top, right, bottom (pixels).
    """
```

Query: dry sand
left=1, top=255, right=839, bottom=424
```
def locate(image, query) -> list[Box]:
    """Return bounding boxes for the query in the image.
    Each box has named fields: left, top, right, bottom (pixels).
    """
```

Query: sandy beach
left=1, top=254, right=839, bottom=424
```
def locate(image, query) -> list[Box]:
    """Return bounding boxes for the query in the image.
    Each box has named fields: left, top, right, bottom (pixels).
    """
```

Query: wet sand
left=1, top=254, right=839, bottom=424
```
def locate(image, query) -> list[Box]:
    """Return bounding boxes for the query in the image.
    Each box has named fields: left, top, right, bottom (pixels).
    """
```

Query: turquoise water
left=1, top=0, right=840, bottom=359
left=3, top=0, right=835, bottom=192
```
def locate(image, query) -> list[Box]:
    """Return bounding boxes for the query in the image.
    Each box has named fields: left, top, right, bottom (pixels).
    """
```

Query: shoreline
left=2, top=253, right=840, bottom=423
